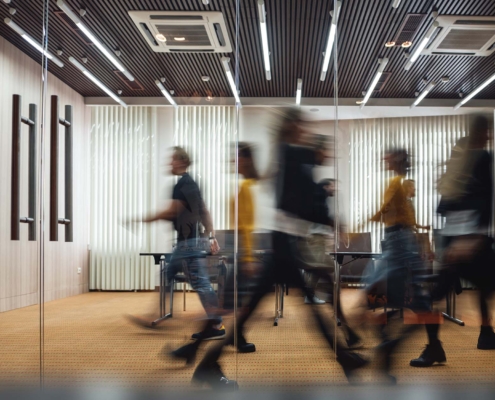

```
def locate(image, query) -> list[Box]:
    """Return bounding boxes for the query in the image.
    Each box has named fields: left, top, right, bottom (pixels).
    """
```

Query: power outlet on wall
left=77, top=267, right=82, bottom=274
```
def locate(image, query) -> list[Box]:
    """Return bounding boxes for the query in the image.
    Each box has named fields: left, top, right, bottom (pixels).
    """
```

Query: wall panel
left=0, top=34, right=90, bottom=312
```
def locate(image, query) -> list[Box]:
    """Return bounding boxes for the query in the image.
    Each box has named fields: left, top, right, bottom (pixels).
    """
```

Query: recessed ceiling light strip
left=320, top=1, right=341, bottom=81
left=57, top=0, right=134, bottom=81
left=155, top=80, right=177, bottom=107
left=221, top=57, right=241, bottom=105
left=257, top=0, right=271, bottom=80
left=69, top=56, right=126, bottom=107
left=360, top=58, right=389, bottom=108
left=411, top=81, right=436, bottom=108
left=296, top=79, right=302, bottom=105
left=404, top=21, right=439, bottom=71
left=392, top=0, right=401, bottom=8
left=454, top=72, right=495, bottom=109
left=4, top=18, right=64, bottom=67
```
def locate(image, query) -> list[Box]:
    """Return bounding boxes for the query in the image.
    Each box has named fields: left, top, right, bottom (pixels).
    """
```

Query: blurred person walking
left=366, top=148, right=438, bottom=383
left=176, top=109, right=367, bottom=390
left=411, top=115, right=495, bottom=367
left=127, top=147, right=225, bottom=340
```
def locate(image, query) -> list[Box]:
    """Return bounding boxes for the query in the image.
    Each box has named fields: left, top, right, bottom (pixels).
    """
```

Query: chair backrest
left=215, top=230, right=235, bottom=252
left=339, top=232, right=372, bottom=276
left=253, top=231, right=273, bottom=251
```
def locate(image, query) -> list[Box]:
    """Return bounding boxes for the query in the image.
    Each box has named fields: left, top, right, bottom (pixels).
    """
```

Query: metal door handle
left=11, top=94, right=37, bottom=241
left=50, top=95, right=73, bottom=242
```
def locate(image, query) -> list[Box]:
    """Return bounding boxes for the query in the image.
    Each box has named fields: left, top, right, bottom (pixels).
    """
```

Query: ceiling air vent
left=422, top=16, right=495, bottom=56
left=392, top=14, right=426, bottom=47
left=128, top=11, right=232, bottom=53
left=54, top=10, right=93, bottom=45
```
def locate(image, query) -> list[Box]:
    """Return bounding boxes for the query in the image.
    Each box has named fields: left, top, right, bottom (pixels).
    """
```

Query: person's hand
left=210, top=238, right=220, bottom=255
left=121, top=218, right=140, bottom=233
left=422, top=225, right=431, bottom=231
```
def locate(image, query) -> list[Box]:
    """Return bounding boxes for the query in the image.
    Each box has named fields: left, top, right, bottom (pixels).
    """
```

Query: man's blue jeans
left=167, top=239, right=222, bottom=325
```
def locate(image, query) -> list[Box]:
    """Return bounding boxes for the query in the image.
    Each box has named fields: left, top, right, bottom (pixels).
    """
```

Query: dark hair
left=238, top=142, right=259, bottom=180
left=385, top=148, right=410, bottom=175
left=172, top=146, right=192, bottom=167
left=277, top=108, right=303, bottom=143
left=468, top=114, right=490, bottom=147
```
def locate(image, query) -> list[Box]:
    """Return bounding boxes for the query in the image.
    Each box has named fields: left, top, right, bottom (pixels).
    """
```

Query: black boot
left=477, top=326, right=495, bottom=350
left=336, top=350, right=368, bottom=382
left=410, top=341, right=446, bottom=367
left=192, top=362, right=238, bottom=391
left=167, top=342, right=198, bottom=366
left=377, top=339, right=399, bottom=385
left=345, top=328, right=363, bottom=349
left=237, top=335, right=256, bottom=353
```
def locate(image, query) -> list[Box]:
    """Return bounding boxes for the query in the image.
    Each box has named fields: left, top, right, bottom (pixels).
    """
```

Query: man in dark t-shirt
left=141, top=147, right=224, bottom=340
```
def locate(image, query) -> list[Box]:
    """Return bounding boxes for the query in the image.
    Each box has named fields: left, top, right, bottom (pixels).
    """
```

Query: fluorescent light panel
left=257, top=0, right=271, bottom=80
left=392, top=0, right=401, bottom=8
left=56, top=0, right=134, bottom=81
left=320, top=1, right=341, bottom=81
left=4, top=18, right=64, bottom=67
left=405, top=21, right=439, bottom=70
left=360, top=58, right=389, bottom=108
left=296, top=78, right=302, bottom=105
left=69, top=56, right=126, bottom=107
left=454, top=72, right=495, bottom=109
left=221, top=57, right=241, bottom=105
left=411, top=82, right=436, bottom=108
left=155, top=80, right=177, bottom=107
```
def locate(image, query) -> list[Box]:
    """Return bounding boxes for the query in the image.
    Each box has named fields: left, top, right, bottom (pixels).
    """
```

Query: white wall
left=0, top=35, right=91, bottom=311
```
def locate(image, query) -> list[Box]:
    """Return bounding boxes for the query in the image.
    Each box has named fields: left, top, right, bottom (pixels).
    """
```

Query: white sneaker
left=305, top=296, right=326, bottom=304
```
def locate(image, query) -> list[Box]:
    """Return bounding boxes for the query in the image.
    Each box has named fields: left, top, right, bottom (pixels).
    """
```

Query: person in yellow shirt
left=402, top=179, right=430, bottom=232
left=366, top=148, right=438, bottom=383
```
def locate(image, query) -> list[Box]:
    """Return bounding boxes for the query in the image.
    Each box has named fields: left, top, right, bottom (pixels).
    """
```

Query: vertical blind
left=174, top=106, right=235, bottom=231
left=89, top=106, right=156, bottom=290
left=349, top=115, right=471, bottom=252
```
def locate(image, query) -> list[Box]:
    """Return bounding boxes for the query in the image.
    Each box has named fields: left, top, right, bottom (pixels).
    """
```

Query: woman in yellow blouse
left=231, top=143, right=258, bottom=271
left=229, top=142, right=260, bottom=354
left=366, top=148, right=439, bottom=383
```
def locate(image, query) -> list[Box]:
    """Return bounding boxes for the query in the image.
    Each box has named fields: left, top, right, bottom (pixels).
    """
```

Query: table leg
left=151, top=257, right=172, bottom=327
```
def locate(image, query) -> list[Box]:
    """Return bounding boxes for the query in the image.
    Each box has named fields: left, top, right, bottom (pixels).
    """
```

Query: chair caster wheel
left=274, top=322, right=278, bottom=326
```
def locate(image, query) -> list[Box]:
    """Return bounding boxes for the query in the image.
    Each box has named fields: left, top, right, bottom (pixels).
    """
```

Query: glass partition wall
left=0, top=0, right=50, bottom=388
left=40, top=0, right=242, bottom=391
left=4, top=0, right=495, bottom=393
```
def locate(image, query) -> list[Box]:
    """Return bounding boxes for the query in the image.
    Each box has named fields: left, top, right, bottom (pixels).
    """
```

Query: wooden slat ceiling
left=1, top=0, right=495, bottom=100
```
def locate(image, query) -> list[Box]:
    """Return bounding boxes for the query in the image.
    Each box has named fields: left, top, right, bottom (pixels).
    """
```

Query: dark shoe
left=410, top=341, right=446, bottom=367
left=346, top=328, right=363, bottom=349
left=192, top=324, right=226, bottom=341
left=237, top=336, right=256, bottom=353
left=167, top=342, right=198, bottom=366
left=193, top=362, right=238, bottom=391
left=477, top=326, right=495, bottom=350
left=238, top=343, right=256, bottom=353
left=337, top=351, right=368, bottom=382
left=377, top=339, right=399, bottom=385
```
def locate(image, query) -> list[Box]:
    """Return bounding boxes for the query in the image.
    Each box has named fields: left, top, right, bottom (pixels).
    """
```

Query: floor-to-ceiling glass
left=0, top=0, right=50, bottom=388
left=41, top=0, right=241, bottom=390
